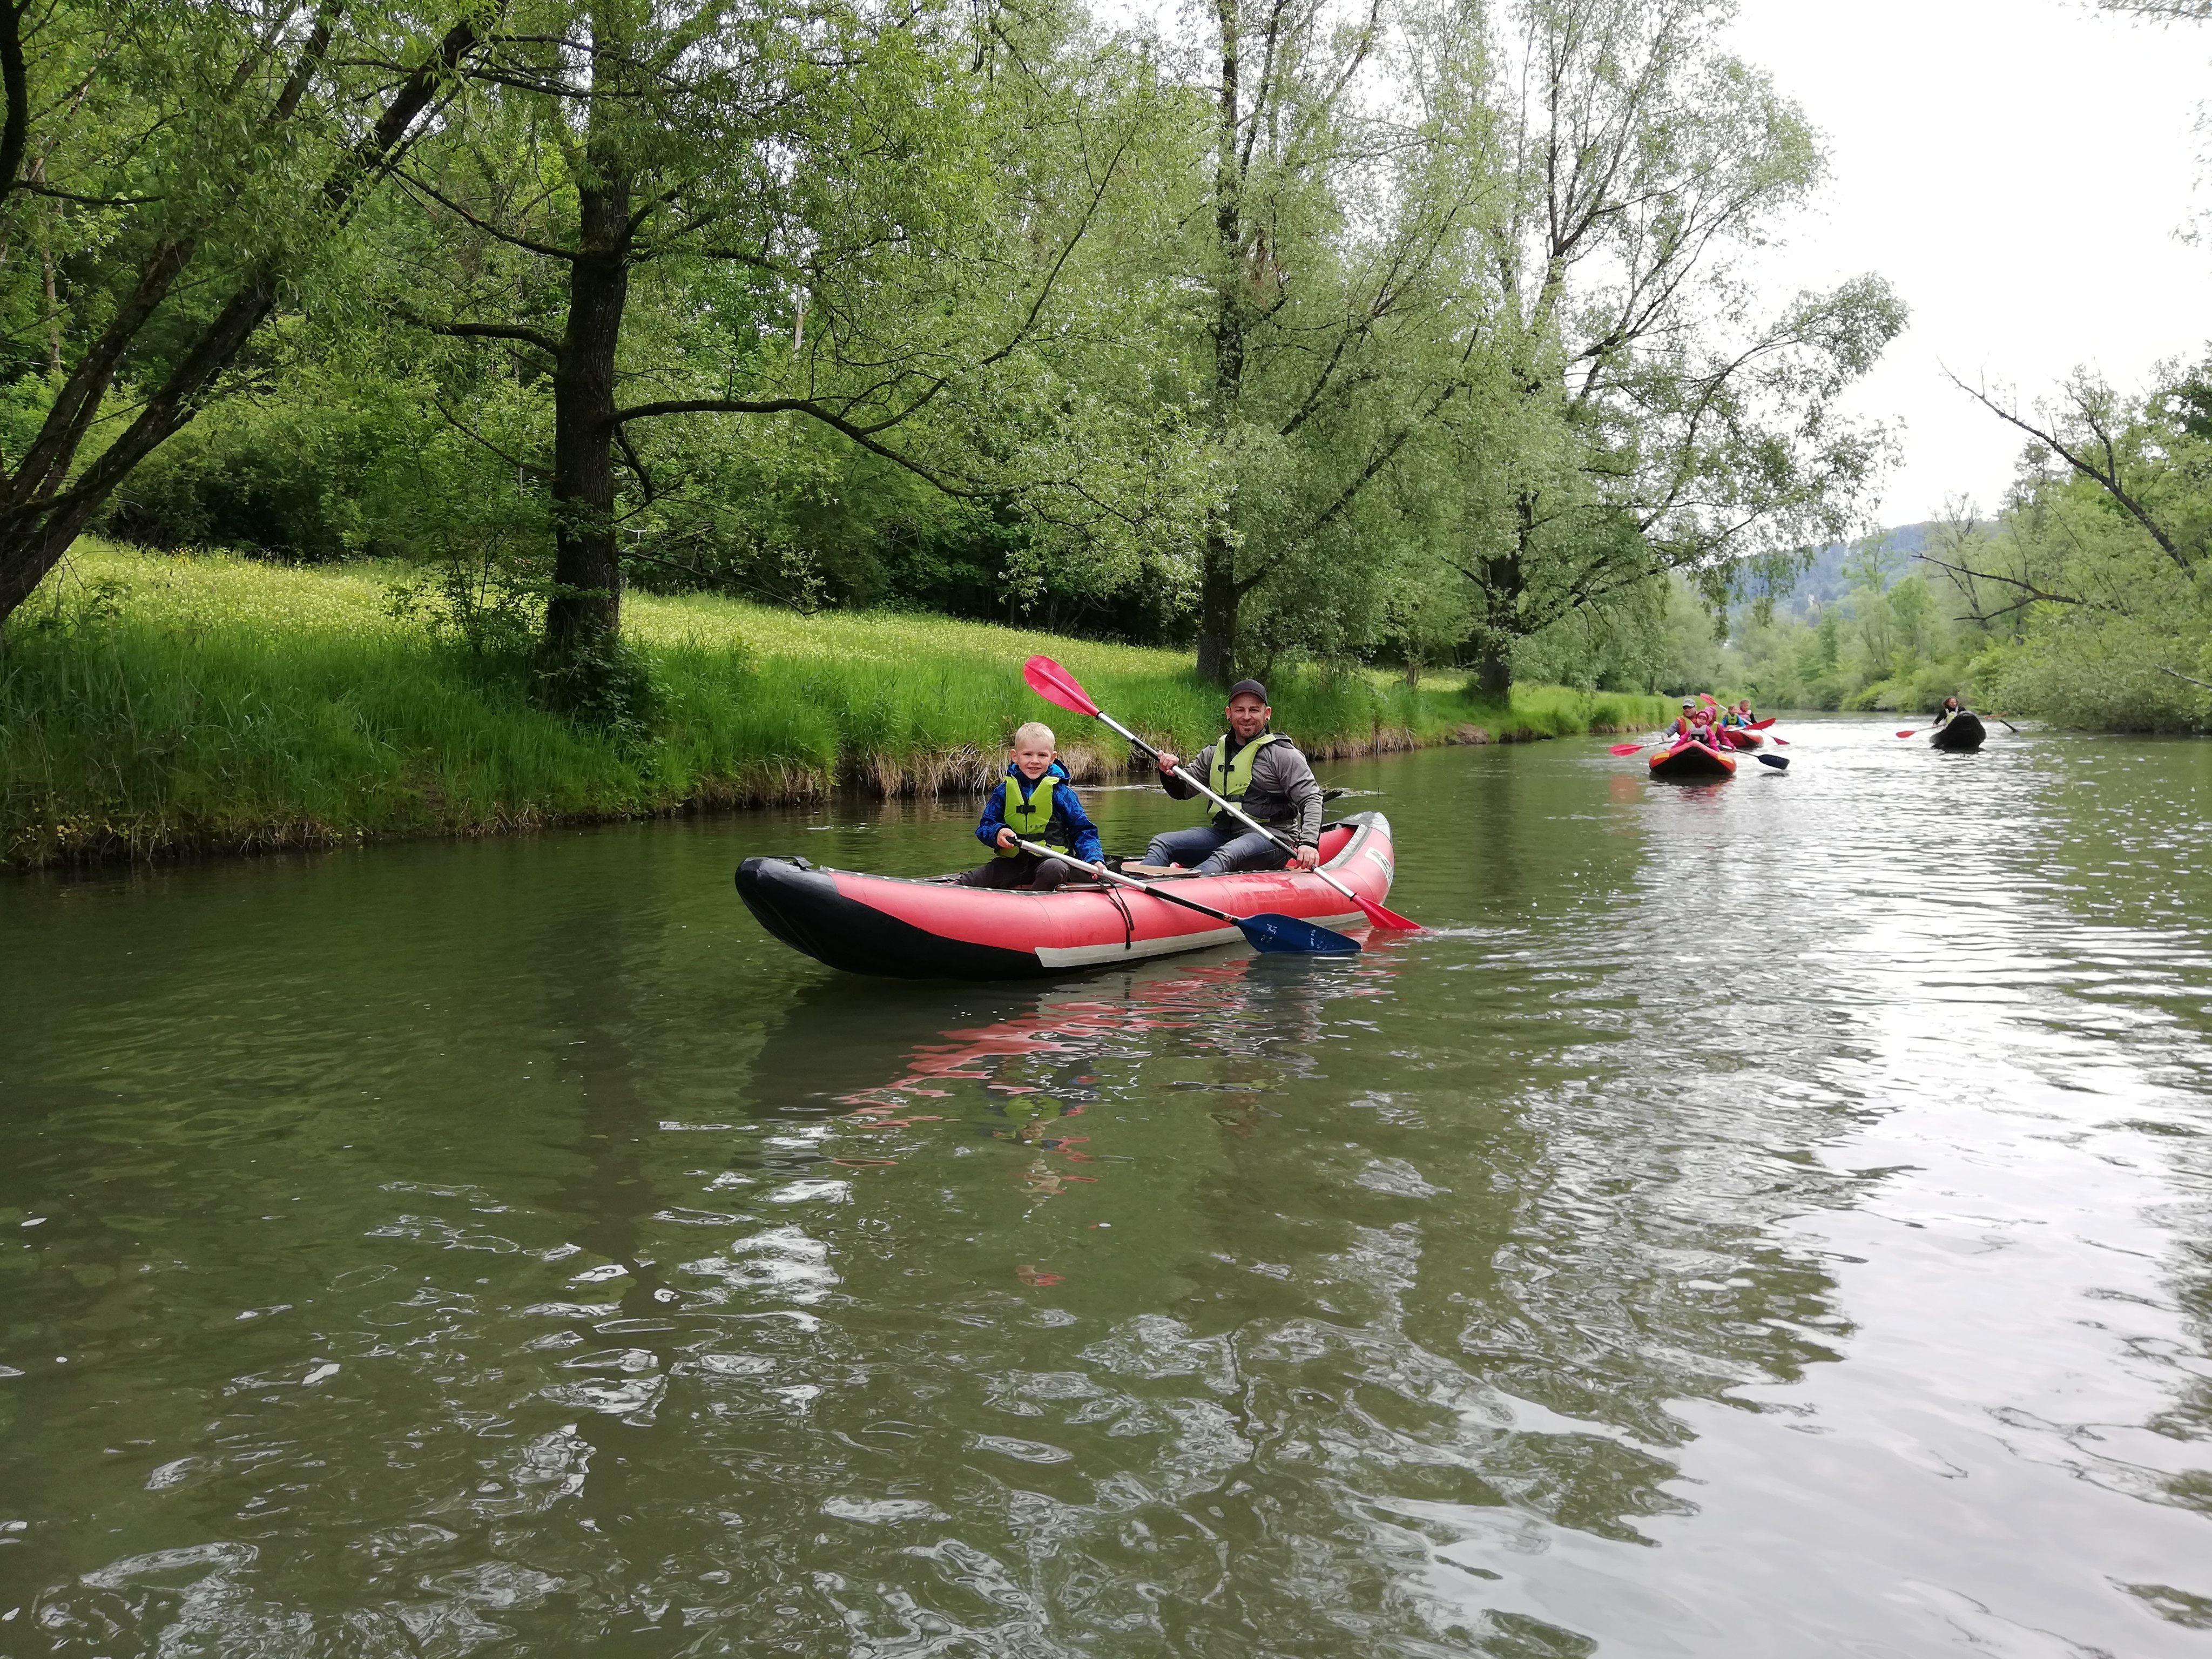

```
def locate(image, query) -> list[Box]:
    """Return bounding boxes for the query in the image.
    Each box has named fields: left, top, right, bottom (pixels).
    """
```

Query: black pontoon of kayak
left=1932, top=713, right=1987, bottom=753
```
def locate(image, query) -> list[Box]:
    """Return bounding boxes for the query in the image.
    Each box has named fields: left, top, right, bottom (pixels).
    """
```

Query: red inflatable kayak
left=1721, top=727, right=1764, bottom=750
left=1648, top=740, right=1737, bottom=779
left=737, top=813, right=1396, bottom=980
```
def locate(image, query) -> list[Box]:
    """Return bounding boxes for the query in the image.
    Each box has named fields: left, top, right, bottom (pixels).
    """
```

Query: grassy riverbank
left=2, top=546, right=1671, bottom=868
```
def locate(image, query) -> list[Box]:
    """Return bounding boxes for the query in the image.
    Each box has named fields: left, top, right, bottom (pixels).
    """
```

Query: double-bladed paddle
left=1901, top=715, right=2014, bottom=738
left=1022, top=656, right=1420, bottom=931
left=1009, top=839, right=1360, bottom=956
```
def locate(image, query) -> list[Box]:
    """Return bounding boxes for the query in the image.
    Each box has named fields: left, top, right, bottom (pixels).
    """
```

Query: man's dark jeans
left=1141, top=825, right=1289, bottom=876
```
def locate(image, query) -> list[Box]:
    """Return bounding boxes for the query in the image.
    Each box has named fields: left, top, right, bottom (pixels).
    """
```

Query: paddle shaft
left=1011, top=839, right=1240, bottom=925
left=1089, top=711, right=1382, bottom=915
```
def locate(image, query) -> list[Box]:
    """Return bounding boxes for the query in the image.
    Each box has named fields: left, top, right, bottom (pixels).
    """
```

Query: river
left=3, top=716, right=2210, bottom=1656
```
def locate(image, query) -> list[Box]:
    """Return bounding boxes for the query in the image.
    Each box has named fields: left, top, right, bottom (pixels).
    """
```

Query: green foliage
left=0, top=0, right=1919, bottom=804
left=9, top=0, right=1894, bottom=683
left=1, top=546, right=1667, bottom=865
left=1916, top=364, right=2212, bottom=731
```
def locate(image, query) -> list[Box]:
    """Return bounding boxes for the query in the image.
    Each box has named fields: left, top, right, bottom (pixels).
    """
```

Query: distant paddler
left=1896, top=694, right=1993, bottom=751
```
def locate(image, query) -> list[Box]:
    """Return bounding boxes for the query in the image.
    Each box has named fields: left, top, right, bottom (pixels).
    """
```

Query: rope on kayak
left=1104, top=879, right=1135, bottom=953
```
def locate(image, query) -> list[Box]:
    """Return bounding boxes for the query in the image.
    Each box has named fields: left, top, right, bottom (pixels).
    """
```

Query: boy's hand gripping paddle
left=1022, top=656, right=1419, bottom=930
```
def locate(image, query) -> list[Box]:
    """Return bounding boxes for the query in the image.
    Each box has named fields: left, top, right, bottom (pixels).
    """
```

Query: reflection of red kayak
left=1721, top=728, right=1763, bottom=750
left=738, top=812, right=1396, bottom=980
left=1648, top=741, right=1736, bottom=780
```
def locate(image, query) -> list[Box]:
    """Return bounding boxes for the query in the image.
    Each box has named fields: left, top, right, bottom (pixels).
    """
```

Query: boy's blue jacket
left=975, top=761, right=1104, bottom=862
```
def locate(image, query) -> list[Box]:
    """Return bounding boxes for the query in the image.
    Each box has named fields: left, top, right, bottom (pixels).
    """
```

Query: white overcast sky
left=1725, top=0, right=2212, bottom=525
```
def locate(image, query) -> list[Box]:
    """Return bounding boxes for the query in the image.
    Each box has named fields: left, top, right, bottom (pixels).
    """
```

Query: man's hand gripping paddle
left=1022, top=656, right=1419, bottom=930
left=1011, top=840, right=1359, bottom=956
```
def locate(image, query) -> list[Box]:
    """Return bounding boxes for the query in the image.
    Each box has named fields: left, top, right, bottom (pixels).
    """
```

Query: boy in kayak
left=960, top=721, right=1104, bottom=891
left=1141, top=679, right=1324, bottom=875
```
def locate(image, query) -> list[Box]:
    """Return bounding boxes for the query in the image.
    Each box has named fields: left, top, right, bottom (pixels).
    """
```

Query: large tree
left=1454, top=0, right=1902, bottom=693
left=0, top=0, right=484, bottom=628
left=1152, top=0, right=1513, bottom=682
left=388, top=0, right=1161, bottom=656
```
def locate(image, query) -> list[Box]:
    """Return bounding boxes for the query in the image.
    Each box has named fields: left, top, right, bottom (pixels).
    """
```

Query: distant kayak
left=1931, top=713, right=1987, bottom=753
left=1648, top=741, right=1737, bottom=780
left=1721, top=729, right=1764, bottom=750
left=737, top=812, right=1397, bottom=980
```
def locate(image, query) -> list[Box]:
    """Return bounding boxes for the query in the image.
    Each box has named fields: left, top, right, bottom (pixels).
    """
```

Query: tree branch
left=421, top=317, right=561, bottom=354
left=1917, top=550, right=2114, bottom=615
left=613, top=421, right=654, bottom=504
left=1946, top=368, right=2191, bottom=574
left=397, top=169, right=580, bottom=262
left=613, top=396, right=987, bottom=497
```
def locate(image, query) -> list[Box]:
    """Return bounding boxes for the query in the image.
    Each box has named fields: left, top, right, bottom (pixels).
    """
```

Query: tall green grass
left=2, top=546, right=1670, bottom=866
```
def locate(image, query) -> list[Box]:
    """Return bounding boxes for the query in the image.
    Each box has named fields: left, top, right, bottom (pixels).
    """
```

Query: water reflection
left=4, top=725, right=2212, bottom=1654
left=741, top=953, right=1397, bottom=1197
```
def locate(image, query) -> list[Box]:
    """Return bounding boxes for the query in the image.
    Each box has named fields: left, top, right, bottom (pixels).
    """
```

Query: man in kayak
left=960, top=721, right=1104, bottom=891
left=1669, top=699, right=1698, bottom=743
left=1142, top=680, right=1324, bottom=875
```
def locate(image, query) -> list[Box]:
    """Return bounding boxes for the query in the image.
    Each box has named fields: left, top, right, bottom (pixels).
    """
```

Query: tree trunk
left=1195, top=522, right=1238, bottom=684
left=1472, top=629, right=1513, bottom=698
left=1471, top=503, right=1528, bottom=697
left=1193, top=0, right=1243, bottom=686
left=546, top=160, right=630, bottom=652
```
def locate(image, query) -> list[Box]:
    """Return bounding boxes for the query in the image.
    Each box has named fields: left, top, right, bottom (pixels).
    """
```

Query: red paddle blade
left=1353, top=893, right=1420, bottom=931
left=1022, top=656, right=1100, bottom=718
left=1894, top=729, right=1916, bottom=739
left=1769, top=735, right=1789, bottom=746
left=1698, top=692, right=1718, bottom=706
left=1608, top=743, right=1645, bottom=756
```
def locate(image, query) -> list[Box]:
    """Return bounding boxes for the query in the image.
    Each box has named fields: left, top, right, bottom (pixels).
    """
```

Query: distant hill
left=1747, top=523, right=1938, bottom=615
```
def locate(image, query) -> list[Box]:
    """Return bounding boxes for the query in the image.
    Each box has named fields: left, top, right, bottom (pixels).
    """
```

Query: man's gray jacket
left=1161, top=732, right=1324, bottom=848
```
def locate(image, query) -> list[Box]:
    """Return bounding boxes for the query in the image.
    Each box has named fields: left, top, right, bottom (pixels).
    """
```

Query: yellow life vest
left=996, top=771, right=1071, bottom=858
left=1208, top=731, right=1287, bottom=810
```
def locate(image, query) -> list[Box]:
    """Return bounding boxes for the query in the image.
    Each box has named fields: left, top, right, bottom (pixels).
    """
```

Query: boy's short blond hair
left=1012, top=720, right=1056, bottom=751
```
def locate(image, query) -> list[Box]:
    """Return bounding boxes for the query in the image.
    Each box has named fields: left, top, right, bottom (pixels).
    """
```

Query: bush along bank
left=2, top=548, right=1673, bottom=868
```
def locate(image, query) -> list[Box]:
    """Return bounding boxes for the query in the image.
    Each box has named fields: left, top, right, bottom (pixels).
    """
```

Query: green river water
left=3, top=717, right=2210, bottom=1656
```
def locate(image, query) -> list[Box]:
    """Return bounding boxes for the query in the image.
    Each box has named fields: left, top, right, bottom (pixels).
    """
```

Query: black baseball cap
left=1228, top=679, right=1269, bottom=703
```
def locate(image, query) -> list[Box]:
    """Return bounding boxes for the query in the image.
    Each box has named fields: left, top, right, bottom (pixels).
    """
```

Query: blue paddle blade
left=1238, top=912, right=1362, bottom=955
left=1754, top=753, right=1789, bottom=770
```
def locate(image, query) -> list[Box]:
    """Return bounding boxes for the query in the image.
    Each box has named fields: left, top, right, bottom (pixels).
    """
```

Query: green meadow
left=1, top=546, right=1670, bottom=867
